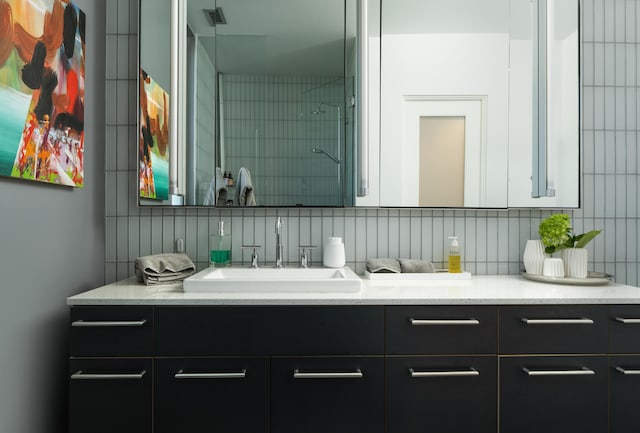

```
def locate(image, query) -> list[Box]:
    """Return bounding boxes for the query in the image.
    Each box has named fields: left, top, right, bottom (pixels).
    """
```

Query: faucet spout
left=275, top=217, right=284, bottom=268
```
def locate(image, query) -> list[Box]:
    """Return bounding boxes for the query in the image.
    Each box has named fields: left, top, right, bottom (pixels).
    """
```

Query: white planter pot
left=562, top=248, right=588, bottom=278
left=523, top=240, right=545, bottom=275
left=542, top=257, right=565, bottom=278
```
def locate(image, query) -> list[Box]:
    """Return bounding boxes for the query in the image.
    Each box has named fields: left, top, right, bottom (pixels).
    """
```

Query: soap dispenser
left=210, top=221, right=232, bottom=267
left=448, top=236, right=461, bottom=273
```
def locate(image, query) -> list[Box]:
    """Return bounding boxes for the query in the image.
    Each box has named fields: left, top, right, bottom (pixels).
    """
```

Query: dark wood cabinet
left=386, top=356, right=497, bottom=433
left=69, top=303, right=640, bottom=433
left=69, top=358, right=151, bottom=433
left=155, top=357, right=270, bottom=433
left=271, top=357, right=384, bottom=433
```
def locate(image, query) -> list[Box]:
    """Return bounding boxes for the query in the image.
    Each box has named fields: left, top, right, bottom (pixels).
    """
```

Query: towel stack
left=366, top=258, right=436, bottom=274
left=135, top=253, right=196, bottom=285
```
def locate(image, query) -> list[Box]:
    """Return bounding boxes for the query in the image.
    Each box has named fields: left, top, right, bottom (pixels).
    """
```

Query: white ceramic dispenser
left=323, top=237, right=346, bottom=268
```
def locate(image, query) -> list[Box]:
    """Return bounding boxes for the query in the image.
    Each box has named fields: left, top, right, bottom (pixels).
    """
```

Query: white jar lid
left=328, top=237, right=343, bottom=244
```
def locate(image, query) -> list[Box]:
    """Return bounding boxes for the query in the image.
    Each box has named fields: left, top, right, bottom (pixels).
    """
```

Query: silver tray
left=521, top=271, right=613, bottom=286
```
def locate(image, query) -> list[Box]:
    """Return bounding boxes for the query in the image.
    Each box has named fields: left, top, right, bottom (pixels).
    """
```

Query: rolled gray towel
left=399, top=258, right=436, bottom=273
left=366, top=258, right=401, bottom=273
left=135, top=253, right=196, bottom=285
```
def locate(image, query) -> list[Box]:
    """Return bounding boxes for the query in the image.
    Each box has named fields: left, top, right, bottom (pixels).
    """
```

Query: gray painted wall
left=0, top=1, right=105, bottom=432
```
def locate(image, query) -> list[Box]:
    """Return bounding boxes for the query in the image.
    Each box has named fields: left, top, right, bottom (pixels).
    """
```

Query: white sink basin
left=183, top=266, right=362, bottom=293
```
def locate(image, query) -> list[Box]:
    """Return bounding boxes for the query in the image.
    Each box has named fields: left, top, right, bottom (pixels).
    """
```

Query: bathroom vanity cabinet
left=67, top=278, right=640, bottom=433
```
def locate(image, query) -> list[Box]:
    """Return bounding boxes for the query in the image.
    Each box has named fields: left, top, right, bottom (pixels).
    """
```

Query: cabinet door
left=271, top=357, right=384, bottom=433
left=610, top=306, right=640, bottom=353
left=69, top=358, right=151, bottom=433
left=386, top=356, right=497, bottom=433
left=155, top=357, right=269, bottom=433
left=500, top=356, right=608, bottom=433
left=610, top=356, right=640, bottom=433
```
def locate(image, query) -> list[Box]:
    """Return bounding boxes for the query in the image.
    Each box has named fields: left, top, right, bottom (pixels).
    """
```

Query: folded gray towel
left=135, top=253, right=196, bottom=285
left=366, top=258, right=401, bottom=273
left=399, top=258, right=436, bottom=273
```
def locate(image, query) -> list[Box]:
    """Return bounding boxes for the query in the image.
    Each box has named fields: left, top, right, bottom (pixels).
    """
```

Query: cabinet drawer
left=155, top=306, right=384, bottom=356
left=610, top=355, right=640, bottom=433
left=499, top=305, right=608, bottom=354
left=610, top=306, right=640, bottom=353
left=155, top=357, right=269, bottom=433
left=386, top=306, right=497, bottom=354
left=69, top=358, right=151, bottom=433
left=70, top=306, right=153, bottom=356
left=386, top=356, right=497, bottom=433
left=500, top=356, right=608, bottom=433
left=271, top=357, right=384, bottom=433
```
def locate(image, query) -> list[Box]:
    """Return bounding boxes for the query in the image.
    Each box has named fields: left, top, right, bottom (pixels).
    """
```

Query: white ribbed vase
left=523, top=240, right=546, bottom=275
left=562, top=248, right=588, bottom=278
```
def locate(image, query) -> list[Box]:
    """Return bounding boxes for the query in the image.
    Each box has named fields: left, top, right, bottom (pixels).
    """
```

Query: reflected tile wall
left=105, top=0, right=639, bottom=286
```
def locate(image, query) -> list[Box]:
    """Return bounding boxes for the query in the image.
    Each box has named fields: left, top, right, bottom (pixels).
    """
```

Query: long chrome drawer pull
left=70, top=370, right=146, bottom=380
left=615, top=366, right=640, bottom=375
left=409, top=318, right=480, bottom=326
left=409, top=368, right=479, bottom=378
left=520, top=318, right=594, bottom=325
left=71, top=320, right=147, bottom=327
left=522, top=367, right=595, bottom=376
left=615, top=317, right=640, bottom=324
left=175, top=369, right=246, bottom=379
left=293, top=369, right=363, bottom=379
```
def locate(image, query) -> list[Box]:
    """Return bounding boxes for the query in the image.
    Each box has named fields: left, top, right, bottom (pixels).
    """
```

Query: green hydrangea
left=538, top=214, right=571, bottom=254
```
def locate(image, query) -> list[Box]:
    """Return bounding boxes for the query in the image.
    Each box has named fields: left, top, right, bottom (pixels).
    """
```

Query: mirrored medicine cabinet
left=137, top=0, right=580, bottom=209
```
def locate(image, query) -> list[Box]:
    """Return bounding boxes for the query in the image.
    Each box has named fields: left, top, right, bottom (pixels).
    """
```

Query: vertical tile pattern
left=105, top=0, right=639, bottom=285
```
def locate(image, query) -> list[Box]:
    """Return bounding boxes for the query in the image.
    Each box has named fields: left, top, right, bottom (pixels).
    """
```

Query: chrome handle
left=409, top=368, right=479, bottom=378
left=520, top=318, right=594, bottom=325
left=522, top=367, right=595, bottom=376
left=175, top=369, right=246, bottom=379
left=615, top=317, right=640, bottom=324
left=409, top=318, right=480, bottom=326
left=293, top=368, right=363, bottom=379
left=615, top=366, right=640, bottom=375
left=71, top=320, right=147, bottom=327
left=71, top=370, right=146, bottom=380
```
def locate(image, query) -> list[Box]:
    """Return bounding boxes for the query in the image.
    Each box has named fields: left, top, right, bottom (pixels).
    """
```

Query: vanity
left=68, top=276, right=640, bottom=433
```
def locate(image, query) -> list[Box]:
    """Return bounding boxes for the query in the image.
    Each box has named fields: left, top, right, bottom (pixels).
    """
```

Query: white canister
left=323, top=237, right=346, bottom=268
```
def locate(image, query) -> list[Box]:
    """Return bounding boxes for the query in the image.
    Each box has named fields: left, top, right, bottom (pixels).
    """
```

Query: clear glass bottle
left=210, top=221, right=232, bottom=267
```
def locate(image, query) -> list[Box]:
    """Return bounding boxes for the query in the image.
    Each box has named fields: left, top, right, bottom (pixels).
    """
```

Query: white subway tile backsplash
left=102, top=0, right=639, bottom=284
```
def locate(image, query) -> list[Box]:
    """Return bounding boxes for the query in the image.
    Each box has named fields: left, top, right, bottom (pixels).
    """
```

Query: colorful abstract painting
left=139, top=68, right=169, bottom=200
left=0, top=0, right=85, bottom=187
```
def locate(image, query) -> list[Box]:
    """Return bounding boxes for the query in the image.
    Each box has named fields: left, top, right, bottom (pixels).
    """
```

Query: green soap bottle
left=210, top=221, right=231, bottom=267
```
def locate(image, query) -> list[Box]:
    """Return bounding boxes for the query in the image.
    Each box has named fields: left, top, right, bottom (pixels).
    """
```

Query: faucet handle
left=298, top=245, right=318, bottom=268
left=241, top=245, right=262, bottom=268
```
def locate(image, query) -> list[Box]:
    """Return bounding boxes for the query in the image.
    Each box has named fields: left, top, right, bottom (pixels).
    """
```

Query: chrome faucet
left=275, top=217, right=284, bottom=268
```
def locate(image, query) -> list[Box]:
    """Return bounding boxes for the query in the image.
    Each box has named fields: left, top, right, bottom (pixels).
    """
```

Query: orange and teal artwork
left=0, top=0, right=85, bottom=187
left=139, top=68, right=169, bottom=200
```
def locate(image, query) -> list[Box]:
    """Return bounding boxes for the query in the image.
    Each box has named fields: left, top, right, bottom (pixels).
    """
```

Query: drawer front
left=69, top=358, right=151, bottom=433
left=155, top=357, right=269, bottom=433
left=500, top=356, right=608, bottom=433
left=155, top=306, right=384, bottom=356
left=386, top=306, right=497, bottom=354
left=386, top=356, right=497, bottom=433
left=70, top=306, right=153, bottom=356
left=610, top=355, right=640, bottom=433
left=610, top=306, right=640, bottom=353
left=499, top=305, right=608, bottom=354
left=271, top=357, right=384, bottom=433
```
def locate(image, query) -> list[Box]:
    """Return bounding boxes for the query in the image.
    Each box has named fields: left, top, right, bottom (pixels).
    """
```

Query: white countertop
left=66, top=274, right=640, bottom=306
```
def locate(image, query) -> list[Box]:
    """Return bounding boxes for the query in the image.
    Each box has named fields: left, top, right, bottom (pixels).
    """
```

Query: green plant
left=538, top=213, right=601, bottom=254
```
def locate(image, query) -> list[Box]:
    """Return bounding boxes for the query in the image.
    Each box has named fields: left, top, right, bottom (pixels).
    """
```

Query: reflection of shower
left=312, top=148, right=341, bottom=164
left=311, top=102, right=342, bottom=188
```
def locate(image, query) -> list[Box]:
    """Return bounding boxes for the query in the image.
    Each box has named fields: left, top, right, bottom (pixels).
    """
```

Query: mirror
left=138, top=0, right=580, bottom=208
left=139, top=0, right=357, bottom=206
left=374, top=0, right=579, bottom=208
